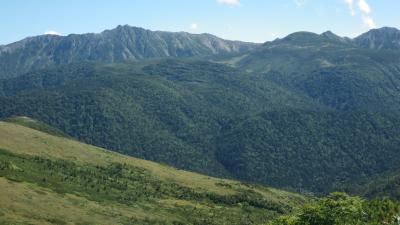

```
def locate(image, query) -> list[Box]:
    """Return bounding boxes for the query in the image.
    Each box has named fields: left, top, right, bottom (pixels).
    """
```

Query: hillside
left=2, top=26, right=400, bottom=195
left=235, top=30, right=400, bottom=115
left=3, top=116, right=70, bottom=138
left=0, top=25, right=257, bottom=78
left=216, top=109, right=400, bottom=193
left=0, top=59, right=314, bottom=178
left=237, top=30, right=400, bottom=114
left=1, top=58, right=400, bottom=195
left=0, top=117, right=307, bottom=225
left=223, top=29, right=400, bottom=192
left=2, top=118, right=399, bottom=224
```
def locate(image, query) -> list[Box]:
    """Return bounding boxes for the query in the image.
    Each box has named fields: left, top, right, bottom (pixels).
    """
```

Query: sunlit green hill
left=0, top=117, right=306, bottom=225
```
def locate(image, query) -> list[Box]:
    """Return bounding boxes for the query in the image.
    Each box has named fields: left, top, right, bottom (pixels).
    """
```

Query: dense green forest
left=336, top=169, right=400, bottom=201
left=0, top=60, right=313, bottom=177
left=1, top=58, right=400, bottom=195
left=217, top=109, right=400, bottom=193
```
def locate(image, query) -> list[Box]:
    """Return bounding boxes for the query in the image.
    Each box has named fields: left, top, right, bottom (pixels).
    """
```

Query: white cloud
left=362, top=15, right=376, bottom=29
left=343, top=0, right=376, bottom=29
left=294, top=0, right=307, bottom=7
left=344, top=0, right=355, bottom=16
left=357, top=0, right=371, bottom=14
left=44, top=30, right=62, bottom=36
left=216, top=0, right=240, bottom=6
left=190, top=23, right=198, bottom=30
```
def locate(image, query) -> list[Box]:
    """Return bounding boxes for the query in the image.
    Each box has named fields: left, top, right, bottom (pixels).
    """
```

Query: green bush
left=268, top=193, right=400, bottom=225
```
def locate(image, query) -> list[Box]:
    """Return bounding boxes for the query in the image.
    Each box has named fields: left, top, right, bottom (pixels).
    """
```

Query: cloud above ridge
left=44, top=30, right=62, bottom=36
left=358, top=0, right=371, bottom=14
left=344, top=0, right=376, bottom=29
left=190, top=23, right=198, bottom=30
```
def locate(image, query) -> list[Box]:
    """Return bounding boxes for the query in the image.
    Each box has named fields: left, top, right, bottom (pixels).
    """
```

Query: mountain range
left=2, top=25, right=400, bottom=79
left=1, top=25, right=400, bottom=201
left=0, top=25, right=256, bottom=78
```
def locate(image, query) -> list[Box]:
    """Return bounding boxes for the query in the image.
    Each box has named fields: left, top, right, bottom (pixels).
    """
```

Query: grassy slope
left=0, top=120, right=306, bottom=225
left=0, top=177, right=153, bottom=225
left=3, top=116, right=70, bottom=138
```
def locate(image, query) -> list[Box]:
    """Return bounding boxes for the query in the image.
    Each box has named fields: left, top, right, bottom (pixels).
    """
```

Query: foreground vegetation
left=269, top=193, right=400, bottom=225
left=0, top=119, right=306, bottom=224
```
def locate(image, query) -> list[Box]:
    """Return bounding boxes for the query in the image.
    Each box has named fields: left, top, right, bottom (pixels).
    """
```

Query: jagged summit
left=0, top=25, right=258, bottom=78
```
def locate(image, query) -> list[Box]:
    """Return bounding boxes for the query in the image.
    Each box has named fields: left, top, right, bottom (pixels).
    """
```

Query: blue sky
left=1, top=0, right=399, bottom=45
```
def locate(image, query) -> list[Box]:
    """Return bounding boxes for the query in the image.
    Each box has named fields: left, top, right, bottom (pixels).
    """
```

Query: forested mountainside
left=1, top=55, right=400, bottom=194
left=0, top=25, right=257, bottom=78
left=237, top=29, right=400, bottom=114
left=0, top=60, right=313, bottom=178
left=336, top=168, right=400, bottom=201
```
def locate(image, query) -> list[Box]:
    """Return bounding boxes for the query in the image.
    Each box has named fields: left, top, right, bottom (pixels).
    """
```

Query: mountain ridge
left=354, top=26, right=400, bottom=50
left=0, top=25, right=258, bottom=78
left=260, top=27, right=400, bottom=49
left=1, top=25, right=400, bottom=79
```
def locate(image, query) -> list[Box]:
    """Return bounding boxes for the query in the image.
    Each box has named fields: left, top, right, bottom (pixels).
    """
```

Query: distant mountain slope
left=1, top=60, right=400, bottom=195
left=0, top=60, right=312, bottom=178
left=0, top=25, right=258, bottom=78
left=354, top=27, right=400, bottom=50
left=217, top=109, right=400, bottom=193
left=236, top=30, right=400, bottom=113
left=0, top=118, right=306, bottom=225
